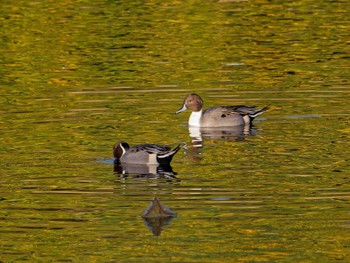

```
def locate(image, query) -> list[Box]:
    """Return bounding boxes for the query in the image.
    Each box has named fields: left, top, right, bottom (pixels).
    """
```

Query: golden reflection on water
left=0, top=0, right=349, bottom=262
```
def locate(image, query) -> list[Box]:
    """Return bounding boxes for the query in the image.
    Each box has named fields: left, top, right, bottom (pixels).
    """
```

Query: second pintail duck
left=113, top=142, right=182, bottom=165
left=176, top=93, right=269, bottom=127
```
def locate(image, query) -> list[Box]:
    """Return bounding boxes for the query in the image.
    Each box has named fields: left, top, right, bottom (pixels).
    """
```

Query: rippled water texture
left=0, top=0, right=349, bottom=262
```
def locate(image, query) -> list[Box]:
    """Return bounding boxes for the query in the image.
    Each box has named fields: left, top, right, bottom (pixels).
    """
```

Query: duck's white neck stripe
left=189, top=110, right=202, bottom=127
left=120, top=144, right=127, bottom=157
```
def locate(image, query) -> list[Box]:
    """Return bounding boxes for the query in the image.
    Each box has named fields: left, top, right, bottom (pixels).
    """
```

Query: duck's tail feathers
left=158, top=143, right=185, bottom=163
left=249, top=105, right=270, bottom=120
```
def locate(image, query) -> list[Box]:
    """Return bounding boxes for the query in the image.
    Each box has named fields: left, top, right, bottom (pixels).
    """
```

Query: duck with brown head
left=176, top=93, right=269, bottom=128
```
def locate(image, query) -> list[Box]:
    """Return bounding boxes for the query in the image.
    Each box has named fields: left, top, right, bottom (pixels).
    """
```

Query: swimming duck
left=113, top=142, right=182, bottom=165
left=176, top=93, right=269, bottom=127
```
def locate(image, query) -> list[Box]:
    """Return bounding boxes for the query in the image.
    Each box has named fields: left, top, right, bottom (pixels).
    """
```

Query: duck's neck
left=189, top=110, right=202, bottom=127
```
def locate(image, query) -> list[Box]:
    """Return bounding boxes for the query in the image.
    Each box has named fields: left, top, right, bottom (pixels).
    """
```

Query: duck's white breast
left=188, top=110, right=202, bottom=127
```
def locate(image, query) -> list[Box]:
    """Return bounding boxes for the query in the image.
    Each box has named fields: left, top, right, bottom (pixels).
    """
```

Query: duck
left=176, top=93, right=269, bottom=127
left=113, top=141, right=182, bottom=165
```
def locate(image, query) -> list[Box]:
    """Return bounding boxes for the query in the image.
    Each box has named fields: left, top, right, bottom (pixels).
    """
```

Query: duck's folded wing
left=222, top=106, right=256, bottom=115
left=223, top=105, right=269, bottom=118
left=132, top=144, right=171, bottom=154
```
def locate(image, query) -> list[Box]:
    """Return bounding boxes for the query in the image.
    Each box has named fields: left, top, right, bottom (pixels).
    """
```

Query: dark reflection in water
left=142, top=216, right=175, bottom=236
left=142, top=197, right=176, bottom=236
left=114, top=160, right=177, bottom=179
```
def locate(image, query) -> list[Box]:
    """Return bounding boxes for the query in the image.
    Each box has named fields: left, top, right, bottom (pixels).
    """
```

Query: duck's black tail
left=249, top=105, right=270, bottom=121
left=157, top=143, right=186, bottom=164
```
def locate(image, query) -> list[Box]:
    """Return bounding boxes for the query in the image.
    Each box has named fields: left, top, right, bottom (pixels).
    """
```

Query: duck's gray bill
left=176, top=105, right=187, bottom=114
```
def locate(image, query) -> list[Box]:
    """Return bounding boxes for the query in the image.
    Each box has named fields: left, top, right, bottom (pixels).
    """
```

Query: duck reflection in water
left=142, top=197, right=176, bottom=236
left=113, top=161, right=177, bottom=179
left=113, top=141, right=184, bottom=179
left=189, top=124, right=258, bottom=147
left=184, top=125, right=259, bottom=163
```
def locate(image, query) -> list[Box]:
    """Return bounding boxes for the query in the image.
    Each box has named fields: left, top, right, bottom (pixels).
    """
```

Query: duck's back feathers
left=130, top=144, right=172, bottom=154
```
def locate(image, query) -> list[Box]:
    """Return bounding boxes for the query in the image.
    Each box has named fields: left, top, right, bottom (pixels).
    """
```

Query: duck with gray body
left=176, top=93, right=269, bottom=127
left=113, top=141, right=181, bottom=165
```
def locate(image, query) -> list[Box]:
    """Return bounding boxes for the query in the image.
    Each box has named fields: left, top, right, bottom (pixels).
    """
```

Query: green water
left=1, top=0, right=349, bottom=262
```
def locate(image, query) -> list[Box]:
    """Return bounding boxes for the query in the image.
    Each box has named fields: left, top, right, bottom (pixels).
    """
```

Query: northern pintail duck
left=176, top=93, right=269, bottom=127
left=113, top=142, right=182, bottom=165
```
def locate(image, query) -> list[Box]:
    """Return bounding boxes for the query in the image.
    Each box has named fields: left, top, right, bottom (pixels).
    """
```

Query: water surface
left=0, top=0, right=349, bottom=262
